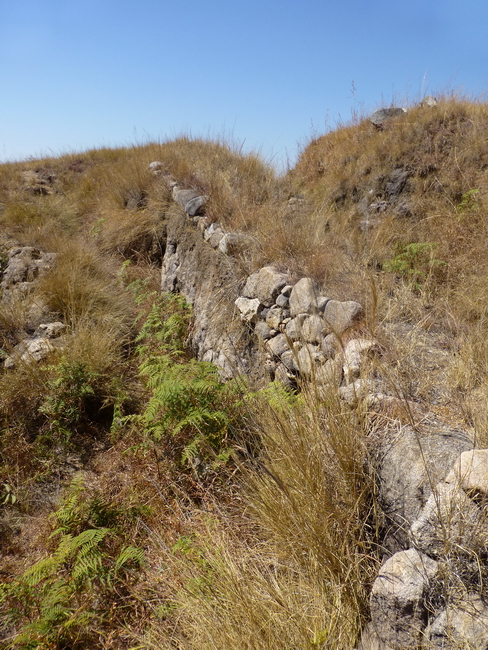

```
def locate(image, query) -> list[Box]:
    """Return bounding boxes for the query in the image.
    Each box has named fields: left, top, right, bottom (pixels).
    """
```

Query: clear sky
left=1, top=0, right=488, bottom=170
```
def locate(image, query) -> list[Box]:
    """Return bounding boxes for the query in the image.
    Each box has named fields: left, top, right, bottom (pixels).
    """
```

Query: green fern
left=0, top=480, right=145, bottom=648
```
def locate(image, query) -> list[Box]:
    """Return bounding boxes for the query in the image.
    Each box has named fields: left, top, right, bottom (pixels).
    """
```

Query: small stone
left=266, top=333, right=290, bottom=358
left=266, top=306, right=283, bottom=329
left=254, top=321, right=273, bottom=341
left=235, top=296, right=261, bottom=324
left=275, top=293, right=289, bottom=308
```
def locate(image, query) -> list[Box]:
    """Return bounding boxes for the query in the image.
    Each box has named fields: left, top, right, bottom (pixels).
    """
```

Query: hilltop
left=2, top=96, right=488, bottom=648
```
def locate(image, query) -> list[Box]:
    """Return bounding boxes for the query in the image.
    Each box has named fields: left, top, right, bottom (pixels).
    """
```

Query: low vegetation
left=1, top=94, right=488, bottom=648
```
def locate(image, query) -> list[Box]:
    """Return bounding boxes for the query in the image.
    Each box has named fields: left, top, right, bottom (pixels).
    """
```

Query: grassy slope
left=1, top=97, right=488, bottom=648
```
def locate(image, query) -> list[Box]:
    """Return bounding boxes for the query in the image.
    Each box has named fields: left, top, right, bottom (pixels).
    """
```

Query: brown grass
left=3, top=99, right=488, bottom=647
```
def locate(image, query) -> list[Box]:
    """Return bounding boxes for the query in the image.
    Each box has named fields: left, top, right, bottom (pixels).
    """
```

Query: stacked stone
left=360, top=446, right=488, bottom=650
left=234, top=265, right=379, bottom=393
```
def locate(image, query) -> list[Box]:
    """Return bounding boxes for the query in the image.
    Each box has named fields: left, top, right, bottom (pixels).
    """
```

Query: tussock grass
left=138, top=386, right=378, bottom=650
left=35, top=236, right=134, bottom=330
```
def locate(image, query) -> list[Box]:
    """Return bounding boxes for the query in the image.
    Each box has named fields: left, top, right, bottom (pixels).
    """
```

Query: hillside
left=2, top=97, right=488, bottom=648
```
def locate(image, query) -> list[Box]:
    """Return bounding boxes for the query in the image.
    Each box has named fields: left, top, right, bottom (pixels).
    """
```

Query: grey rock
left=289, top=277, right=321, bottom=317
left=376, top=427, right=474, bottom=552
left=280, top=349, right=299, bottom=372
left=428, top=594, right=488, bottom=650
left=274, top=362, right=297, bottom=390
left=316, top=358, right=342, bottom=390
left=275, top=293, right=289, bottom=308
left=301, top=314, right=326, bottom=343
left=36, top=322, right=66, bottom=338
left=280, top=284, right=293, bottom=297
left=265, top=306, right=283, bottom=330
left=208, top=228, right=224, bottom=248
left=185, top=195, right=207, bottom=216
left=149, top=160, right=163, bottom=172
left=385, top=168, right=410, bottom=199
left=266, top=333, right=290, bottom=358
left=242, top=266, right=289, bottom=307
left=369, top=549, right=437, bottom=649
left=161, top=209, right=258, bottom=379
left=296, top=343, right=324, bottom=376
left=218, top=232, right=255, bottom=256
left=321, top=333, right=338, bottom=359
left=445, top=449, right=488, bottom=497
left=409, top=481, right=485, bottom=558
left=317, top=296, right=331, bottom=312
left=203, top=222, right=220, bottom=241
left=339, top=378, right=373, bottom=406
left=421, top=95, right=437, bottom=108
left=254, top=321, right=273, bottom=341
left=343, top=338, right=378, bottom=384
left=323, top=300, right=364, bottom=335
left=4, top=336, right=55, bottom=368
left=1, top=246, right=56, bottom=292
left=285, top=314, right=307, bottom=341
left=370, top=107, right=407, bottom=127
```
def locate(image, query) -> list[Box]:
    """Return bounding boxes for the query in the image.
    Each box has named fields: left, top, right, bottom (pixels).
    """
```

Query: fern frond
left=114, top=545, right=145, bottom=573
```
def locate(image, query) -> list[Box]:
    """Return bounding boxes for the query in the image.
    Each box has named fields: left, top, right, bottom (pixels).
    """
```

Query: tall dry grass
left=137, top=385, right=379, bottom=650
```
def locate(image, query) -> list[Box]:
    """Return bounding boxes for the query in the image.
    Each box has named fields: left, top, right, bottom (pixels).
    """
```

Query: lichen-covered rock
left=1, top=246, right=56, bottom=293
left=4, top=337, right=55, bottom=368
left=265, top=306, right=283, bottom=329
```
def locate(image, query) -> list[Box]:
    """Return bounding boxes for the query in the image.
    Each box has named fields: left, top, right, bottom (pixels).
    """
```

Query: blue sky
left=1, top=0, right=488, bottom=169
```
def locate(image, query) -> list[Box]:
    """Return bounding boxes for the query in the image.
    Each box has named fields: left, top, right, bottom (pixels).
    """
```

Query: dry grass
left=3, top=98, right=488, bottom=647
left=135, top=386, right=378, bottom=650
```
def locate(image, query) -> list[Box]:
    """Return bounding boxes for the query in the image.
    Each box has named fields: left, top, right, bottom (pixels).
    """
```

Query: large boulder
left=288, top=277, right=321, bottom=316
left=427, top=594, right=488, bottom=650
left=375, top=427, right=474, bottom=553
left=366, top=548, right=437, bottom=649
left=242, top=266, right=289, bottom=307
left=322, top=300, right=364, bottom=335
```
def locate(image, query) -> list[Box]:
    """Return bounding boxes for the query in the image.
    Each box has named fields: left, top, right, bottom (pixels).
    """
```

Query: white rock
left=235, top=296, right=261, bottom=324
